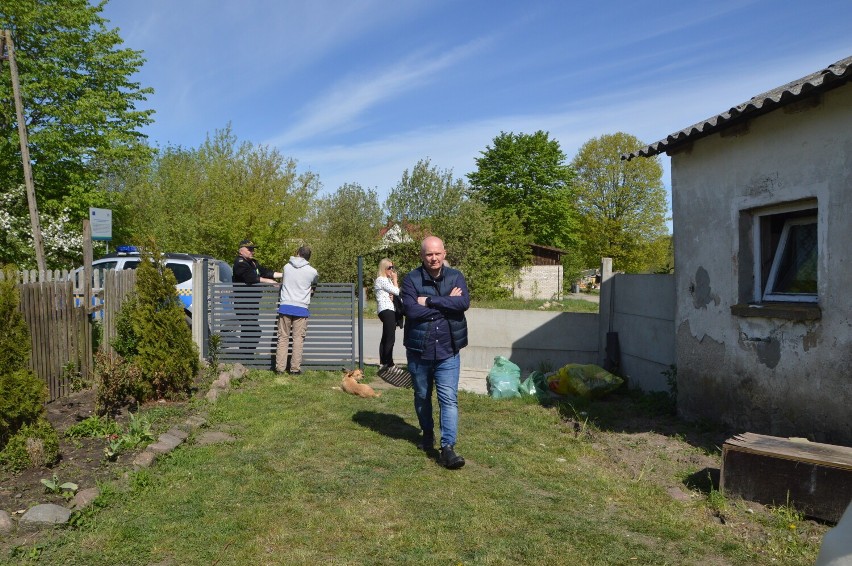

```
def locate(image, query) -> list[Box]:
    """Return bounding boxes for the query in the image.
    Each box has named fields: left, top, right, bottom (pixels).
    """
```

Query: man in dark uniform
left=232, top=239, right=281, bottom=351
left=233, top=239, right=280, bottom=284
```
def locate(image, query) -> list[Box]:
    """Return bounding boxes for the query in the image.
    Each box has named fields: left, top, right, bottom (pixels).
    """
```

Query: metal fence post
left=357, top=255, right=364, bottom=370
left=201, top=258, right=209, bottom=359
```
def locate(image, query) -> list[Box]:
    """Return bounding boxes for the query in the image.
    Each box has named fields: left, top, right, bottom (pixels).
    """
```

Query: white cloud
left=266, top=38, right=492, bottom=147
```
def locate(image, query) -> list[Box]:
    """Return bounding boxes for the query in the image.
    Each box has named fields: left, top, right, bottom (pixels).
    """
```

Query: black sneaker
left=417, top=434, right=434, bottom=451
left=288, top=369, right=302, bottom=375
left=439, top=446, right=465, bottom=469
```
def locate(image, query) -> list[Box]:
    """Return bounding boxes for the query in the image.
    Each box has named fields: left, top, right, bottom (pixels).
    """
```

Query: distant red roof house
left=378, top=221, right=429, bottom=246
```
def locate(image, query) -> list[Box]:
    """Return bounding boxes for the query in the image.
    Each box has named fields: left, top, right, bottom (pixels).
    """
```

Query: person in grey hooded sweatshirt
left=276, top=246, right=319, bottom=374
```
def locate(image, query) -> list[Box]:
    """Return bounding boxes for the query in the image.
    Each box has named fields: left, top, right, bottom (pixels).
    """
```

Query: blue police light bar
left=116, top=245, right=138, bottom=254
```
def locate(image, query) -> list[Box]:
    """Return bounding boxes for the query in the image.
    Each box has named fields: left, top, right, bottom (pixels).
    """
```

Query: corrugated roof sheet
left=625, top=55, right=852, bottom=160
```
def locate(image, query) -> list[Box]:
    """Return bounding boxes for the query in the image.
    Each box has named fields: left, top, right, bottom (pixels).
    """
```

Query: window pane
left=167, top=263, right=192, bottom=284
left=94, top=261, right=118, bottom=271
left=772, top=222, right=817, bottom=294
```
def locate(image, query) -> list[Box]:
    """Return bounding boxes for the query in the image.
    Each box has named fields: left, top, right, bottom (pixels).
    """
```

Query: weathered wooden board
left=720, top=432, right=852, bottom=522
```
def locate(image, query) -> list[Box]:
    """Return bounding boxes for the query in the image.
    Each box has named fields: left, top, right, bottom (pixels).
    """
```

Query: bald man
left=400, top=236, right=470, bottom=469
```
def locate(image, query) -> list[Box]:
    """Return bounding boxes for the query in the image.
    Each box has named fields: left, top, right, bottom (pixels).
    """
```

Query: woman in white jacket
left=374, top=258, right=402, bottom=374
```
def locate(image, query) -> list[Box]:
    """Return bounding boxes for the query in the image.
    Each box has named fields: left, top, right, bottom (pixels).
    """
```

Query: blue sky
left=101, top=0, right=851, bottom=218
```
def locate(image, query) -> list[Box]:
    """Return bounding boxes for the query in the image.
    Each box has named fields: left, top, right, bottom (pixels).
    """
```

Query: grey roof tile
left=625, top=55, right=852, bottom=160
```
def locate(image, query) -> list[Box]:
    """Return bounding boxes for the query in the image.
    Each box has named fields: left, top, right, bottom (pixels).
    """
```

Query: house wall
left=671, top=83, right=852, bottom=443
left=513, top=265, right=563, bottom=300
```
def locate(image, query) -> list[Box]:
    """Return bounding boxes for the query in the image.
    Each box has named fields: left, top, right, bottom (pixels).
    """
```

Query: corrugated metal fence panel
left=210, top=283, right=355, bottom=370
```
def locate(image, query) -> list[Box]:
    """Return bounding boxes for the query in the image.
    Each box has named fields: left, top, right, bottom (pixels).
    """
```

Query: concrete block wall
left=464, top=308, right=599, bottom=374
left=599, top=273, right=675, bottom=392
left=512, top=265, right=563, bottom=300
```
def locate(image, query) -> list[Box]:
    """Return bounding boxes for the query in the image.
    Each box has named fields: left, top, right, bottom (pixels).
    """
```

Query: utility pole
left=2, top=30, right=47, bottom=274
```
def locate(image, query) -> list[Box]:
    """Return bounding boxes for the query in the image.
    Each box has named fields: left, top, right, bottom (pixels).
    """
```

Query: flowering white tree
left=0, top=185, right=86, bottom=268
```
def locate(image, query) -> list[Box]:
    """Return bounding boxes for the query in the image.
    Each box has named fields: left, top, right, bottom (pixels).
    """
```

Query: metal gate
left=209, top=282, right=356, bottom=370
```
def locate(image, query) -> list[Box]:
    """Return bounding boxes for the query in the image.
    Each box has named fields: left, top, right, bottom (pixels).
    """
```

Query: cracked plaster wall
left=670, top=84, right=852, bottom=444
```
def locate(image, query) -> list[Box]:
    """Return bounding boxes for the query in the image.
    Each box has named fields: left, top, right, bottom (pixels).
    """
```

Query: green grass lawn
left=25, top=370, right=824, bottom=565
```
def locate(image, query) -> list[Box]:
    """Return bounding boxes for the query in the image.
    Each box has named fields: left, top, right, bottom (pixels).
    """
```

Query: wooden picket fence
left=0, top=268, right=136, bottom=401
left=101, top=269, right=138, bottom=357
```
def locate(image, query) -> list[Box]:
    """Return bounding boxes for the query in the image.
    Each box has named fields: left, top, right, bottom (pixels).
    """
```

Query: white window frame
left=752, top=203, right=818, bottom=304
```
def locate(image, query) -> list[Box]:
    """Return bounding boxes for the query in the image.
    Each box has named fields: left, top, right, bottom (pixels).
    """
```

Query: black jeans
left=378, top=309, right=398, bottom=366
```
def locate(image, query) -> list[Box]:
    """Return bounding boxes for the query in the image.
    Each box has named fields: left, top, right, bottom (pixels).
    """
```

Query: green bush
left=93, top=351, right=145, bottom=416
left=0, top=267, right=49, bottom=451
left=97, top=240, right=200, bottom=408
left=0, top=266, right=32, bottom=374
left=111, top=296, right=140, bottom=359
left=0, top=418, right=59, bottom=472
left=65, top=415, right=121, bottom=438
left=0, top=369, right=48, bottom=447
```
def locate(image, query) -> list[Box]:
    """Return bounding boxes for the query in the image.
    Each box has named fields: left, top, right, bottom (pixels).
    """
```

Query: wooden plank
left=724, top=432, right=852, bottom=470
left=43, top=282, right=55, bottom=400
left=721, top=433, right=852, bottom=522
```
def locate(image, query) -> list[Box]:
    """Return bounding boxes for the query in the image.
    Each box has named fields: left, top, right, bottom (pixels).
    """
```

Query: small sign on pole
left=89, top=207, right=112, bottom=241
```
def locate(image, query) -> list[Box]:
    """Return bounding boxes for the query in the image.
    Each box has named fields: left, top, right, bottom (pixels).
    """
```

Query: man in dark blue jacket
left=401, top=236, right=470, bottom=469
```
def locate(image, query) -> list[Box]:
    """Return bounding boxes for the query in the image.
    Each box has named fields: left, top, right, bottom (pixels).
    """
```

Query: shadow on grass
left=684, top=467, right=721, bottom=494
left=352, top=410, right=442, bottom=460
left=553, top=389, right=730, bottom=452
left=351, top=410, right=421, bottom=445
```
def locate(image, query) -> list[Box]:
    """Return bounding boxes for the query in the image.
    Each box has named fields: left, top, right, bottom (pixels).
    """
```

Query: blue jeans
left=407, top=352, right=460, bottom=448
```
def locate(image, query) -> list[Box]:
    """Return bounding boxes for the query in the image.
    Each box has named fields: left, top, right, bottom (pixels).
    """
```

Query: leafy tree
left=571, top=132, right=669, bottom=273
left=307, top=183, right=384, bottom=285
left=385, top=158, right=466, bottom=224
left=0, top=0, right=154, bottom=268
left=116, top=126, right=319, bottom=267
left=384, top=160, right=528, bottom=299
left=381, top=158, right=467, bottom=276
left=467, top=131, right=579, bottom=250
left=438, top=201, right=528, bottom=300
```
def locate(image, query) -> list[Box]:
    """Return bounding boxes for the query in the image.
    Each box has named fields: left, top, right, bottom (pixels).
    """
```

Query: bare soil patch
left=0, top=387, right=196, bottom=554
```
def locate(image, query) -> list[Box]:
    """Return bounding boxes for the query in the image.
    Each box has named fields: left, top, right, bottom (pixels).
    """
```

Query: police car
left=78, top=246, right=232, bottom=324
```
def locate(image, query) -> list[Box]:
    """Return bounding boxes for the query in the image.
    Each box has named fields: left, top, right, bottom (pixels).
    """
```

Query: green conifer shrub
left=0, top=266, right=33, bottom=375
left=0, top=369, right=48, bottom=448
left=111, top=295, right=140, bottom=359
left=0, top=267, right=49, bottom=449
left=130, top=242, right=199, bottom=399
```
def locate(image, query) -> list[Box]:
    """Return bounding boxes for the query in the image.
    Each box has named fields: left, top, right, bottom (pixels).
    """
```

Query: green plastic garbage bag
left=487, top=356, right=521, bottom=399
left=519, top=370, right=549, bottom=400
